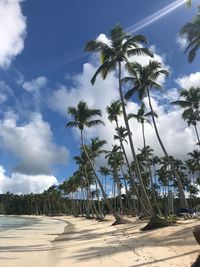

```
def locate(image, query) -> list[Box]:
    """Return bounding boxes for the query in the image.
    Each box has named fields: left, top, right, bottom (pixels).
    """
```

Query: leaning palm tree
left=107, top=101, right=150, bottom=214
left=180, top=6, right=200, bottom=62
left=128, top=102, right=157, bottom=149
left=98, top=166, right=110, bottom=196
left=88, top=137, right=107, bottom=219
left=66, top=100, right=122, bottom=223
left=85, top=25, right=154, bottom=215
left=172, top=87, right=200, bottom=146
left=124, top=60, right=188, bottom=208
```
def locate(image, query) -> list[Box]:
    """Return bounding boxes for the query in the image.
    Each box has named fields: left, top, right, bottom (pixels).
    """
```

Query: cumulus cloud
left=176, top=72, right=200, bottom=89
left=0, top=165, right=58, bottom=194
left=22, top=76, right=48, bottom=92
left=0, top=112, right=69, bottom=175
left=48, top=62, right=118, bottom=116
left=48, top=50, right=197, bottom=160
left=0, top=0, right=26, bottom=68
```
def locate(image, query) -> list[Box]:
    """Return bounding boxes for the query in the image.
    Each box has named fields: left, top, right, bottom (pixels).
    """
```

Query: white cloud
left=96, top=33, right=112, bottom=46
left=0, top=112, right=69, bottom=175
left=48, top=52, right=197, bottom=160
left=176, top=35, right=188, bottom=51
left=0, top=81, right=13, bottom=103
left=176, top=72, right=200, bottom=89
left=0, top=165, right=58, bottom=194
left=48, top=62, right=118, bottom=116
left=0, top=0, right=26, bottom=68
left=22, top=76, right=48, bottom=92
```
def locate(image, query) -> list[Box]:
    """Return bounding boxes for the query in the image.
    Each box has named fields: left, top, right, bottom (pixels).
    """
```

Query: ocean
left=0, top=215, right=38, bottom=230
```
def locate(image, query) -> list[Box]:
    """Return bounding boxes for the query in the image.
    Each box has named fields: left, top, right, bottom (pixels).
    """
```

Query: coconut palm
left=172, top=87, right=200, bottom=146
left=98, top=166, right=110, bottom=196
left=88, top=137, right=107, bottom=219
left=124, top=60, right=188, bottom=208
left=128, top=102, right=157, bottom=149
left=85, top=25, right=154, bottom=215
left=107, top=103, right=150, bottom=214
left=188, top=150, right=200, bottom=174
left=180, top=7, right=200, bottom=62
left=106, top=145, right=125, bottom=214
left=67, top=101, right=122, bottom=223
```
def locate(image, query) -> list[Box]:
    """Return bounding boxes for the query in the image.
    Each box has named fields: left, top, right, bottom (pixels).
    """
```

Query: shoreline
left=0, top=215, right=200, bottom=266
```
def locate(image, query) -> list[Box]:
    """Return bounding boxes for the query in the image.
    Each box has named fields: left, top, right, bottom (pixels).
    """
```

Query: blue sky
left=0, top=0, right=199, bottom=194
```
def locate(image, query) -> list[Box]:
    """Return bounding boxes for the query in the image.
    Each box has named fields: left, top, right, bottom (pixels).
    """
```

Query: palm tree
left=180, top=7, right=200, bottom=63
left=98, top=166, right=110, bottom=196
left=172, top=87, right=200, bottom=146
left=107, top=101, right=150, bottom=214
left=88, top=137, right=107, bottom=219
left=124, top=60, right=188, bottom=208
left=66, top=101, right=122, bottom=223
left=188, top=150, right=200, bottom=174
left=128, top=102, right=157, bottom=149
left=106, top=145, right=125, bottom=214
left=85, top=25, right=154, bottom=216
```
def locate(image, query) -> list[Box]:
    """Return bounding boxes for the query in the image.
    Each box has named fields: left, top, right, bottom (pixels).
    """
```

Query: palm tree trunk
left=118, top=61, right=154, bottom=215
left=194, top=124, right=200, bottom=148
left=80, top=130, right=122, bottom=224
left=115, top=120, right=149, bottom=215
left=142, top=122, right=161, bottom=215
left=147, top=88, right=188, bottom=208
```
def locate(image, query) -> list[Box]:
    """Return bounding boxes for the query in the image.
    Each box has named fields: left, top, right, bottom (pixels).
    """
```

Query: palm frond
left=125, top=87, right=138, bottom=100
left=66, top=121, right=79, bottom=128
left=127, top=113, right=140, bottom=121
left=122, top=34, right=148, bottom=51
left=87, top=120, right=104, bottom=127
left=145, top=111, right=158, bottom=118
left=127, top=47, right=153, bottom=58
left=171, top=100, right=191, bottom=107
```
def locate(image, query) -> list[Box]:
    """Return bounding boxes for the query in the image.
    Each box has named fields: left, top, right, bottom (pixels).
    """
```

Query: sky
left=0, top=0, right=199, bottom=194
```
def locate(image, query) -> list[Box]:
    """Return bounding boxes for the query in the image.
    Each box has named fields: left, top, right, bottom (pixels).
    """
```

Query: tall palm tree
left=85, top=26, right=154, bottom=215
left=66, top=101, right=122, bottom=223
left=128, top=102, right=157, bottom=149
left=107, top=101, right=150, bottom=214
left=98, top=166, right=110, bottom=197
left=106, top=145, right=125, bottom=214
left=180, top=7, right=200, bottom=63
left=124, top=60, right=188, bottom=208
left=172, top=87, right=200, bottom=146
left=67, top=101, right=104, bottom=146
left=88, top=137, right=107, bottom=219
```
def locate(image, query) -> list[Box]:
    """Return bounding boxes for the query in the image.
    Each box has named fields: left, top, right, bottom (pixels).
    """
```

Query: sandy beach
left=1, top=215, right=200, bottom=267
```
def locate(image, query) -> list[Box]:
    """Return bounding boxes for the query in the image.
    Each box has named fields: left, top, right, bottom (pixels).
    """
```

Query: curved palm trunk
left=80, top=130, right=122, bottom=224
left=93, top=169, right=103, bottom=219
left=120, top=164, right=131, bottom=212
left=118, top=61, right=154, bottom=215
left=92, top=159, right=103, bottom=220
left=194, top=124, right=200, bottom=148
left=142, top=122, right=162, bottom=215
left=147, top=89, right=188, bottom=208
left=115, top=120, right=150, bottom=215
left=113, top=171, right=124, bottom=214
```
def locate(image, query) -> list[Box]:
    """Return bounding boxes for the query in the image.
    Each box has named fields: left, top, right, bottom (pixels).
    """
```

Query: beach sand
left=0, top=215, right=200, bottom=267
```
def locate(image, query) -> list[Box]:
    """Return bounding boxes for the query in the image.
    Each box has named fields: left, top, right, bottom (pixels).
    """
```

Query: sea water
left=0, top=216, right=38, bottom=231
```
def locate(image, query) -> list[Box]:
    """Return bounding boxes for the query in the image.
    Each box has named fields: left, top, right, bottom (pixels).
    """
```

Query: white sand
left=0, top=215, right=200, bottom=267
